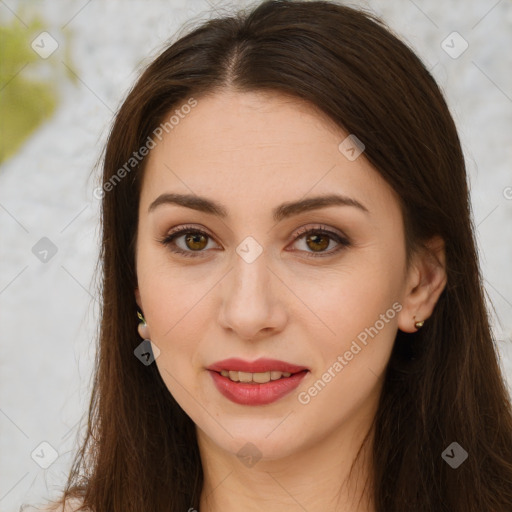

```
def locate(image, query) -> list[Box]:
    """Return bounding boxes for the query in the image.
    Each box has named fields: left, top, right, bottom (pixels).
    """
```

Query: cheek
left=288, top=255, right=403, bottom=417
left=137, top=239, right=213, bottom=337
left=140, top=267, right=210, bottom=406
left=293, top=270, right=400, bottom=432
left=136, top=255, right=218, bottom=398
left=290, top=255, right=403, bottom=343
left=142, top=276, right=211, bottom=364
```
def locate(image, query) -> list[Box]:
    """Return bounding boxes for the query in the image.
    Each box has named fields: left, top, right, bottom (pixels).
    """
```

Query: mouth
left=206, top=358, right=310, bottom=405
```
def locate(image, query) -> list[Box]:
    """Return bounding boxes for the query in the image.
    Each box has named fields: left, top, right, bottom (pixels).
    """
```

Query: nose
left=217, top=249, right=287, bottom=341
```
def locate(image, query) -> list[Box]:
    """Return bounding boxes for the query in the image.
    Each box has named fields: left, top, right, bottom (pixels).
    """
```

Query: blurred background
left=0, top=0, right=511, bottom=510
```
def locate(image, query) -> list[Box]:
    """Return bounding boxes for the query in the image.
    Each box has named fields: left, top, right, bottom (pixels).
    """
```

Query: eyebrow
left=148, top=192, right=369, bottom=222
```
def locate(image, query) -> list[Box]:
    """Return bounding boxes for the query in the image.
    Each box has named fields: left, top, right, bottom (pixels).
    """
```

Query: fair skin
left=134, top=89, right=446, bottom=512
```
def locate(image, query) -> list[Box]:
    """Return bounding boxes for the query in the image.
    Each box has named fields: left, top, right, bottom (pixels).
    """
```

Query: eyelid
left=165, top=223, right=216, bottom=240
left=291, top=223, right=347, bottom=243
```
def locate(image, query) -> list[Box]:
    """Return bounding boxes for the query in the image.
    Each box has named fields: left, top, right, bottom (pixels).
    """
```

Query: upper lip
left=207, top=358, right=309, bottom=374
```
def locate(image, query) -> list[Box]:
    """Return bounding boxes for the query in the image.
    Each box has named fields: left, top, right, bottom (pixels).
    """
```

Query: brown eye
left=184, top=232, right=208, bottom=251
left=159, top=226, right=218, bottom=258
left=304, top=233, right=330, bottom=252
left=291, top=226, right=351, bottom=258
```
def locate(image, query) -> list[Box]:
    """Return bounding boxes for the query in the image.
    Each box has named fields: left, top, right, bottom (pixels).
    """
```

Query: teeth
left=238, top=371, right=253, bottom=383
left=219, top=370, right=293, bottom=383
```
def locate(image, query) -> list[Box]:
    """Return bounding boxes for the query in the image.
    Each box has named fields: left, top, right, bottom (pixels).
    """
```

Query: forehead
left=148, top=89, right=344, bottom=167
left=140, top=89, right=400, bottom=222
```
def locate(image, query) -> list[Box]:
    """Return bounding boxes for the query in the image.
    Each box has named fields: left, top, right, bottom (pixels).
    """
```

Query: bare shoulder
left=21, top=497, right=89, bottom=512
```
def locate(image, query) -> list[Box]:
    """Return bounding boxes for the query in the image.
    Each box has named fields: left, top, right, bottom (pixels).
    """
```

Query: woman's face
left=135, top=89, right=420, bottom=462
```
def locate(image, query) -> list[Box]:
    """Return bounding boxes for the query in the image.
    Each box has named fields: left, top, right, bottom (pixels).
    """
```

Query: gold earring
left=137, top=311, right=146, bottom=325
left=414, top=319, right=424, bottom=329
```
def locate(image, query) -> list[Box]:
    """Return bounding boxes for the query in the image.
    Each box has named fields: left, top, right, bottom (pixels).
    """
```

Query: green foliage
left=0, top=16, right=59, bottom=164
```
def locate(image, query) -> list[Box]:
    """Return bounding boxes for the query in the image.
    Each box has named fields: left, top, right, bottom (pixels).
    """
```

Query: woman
left=29, top=0, right=512, bottom=510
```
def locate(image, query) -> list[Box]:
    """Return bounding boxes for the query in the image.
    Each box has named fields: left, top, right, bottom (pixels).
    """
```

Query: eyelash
left=158, top=224, right=351, bottom=259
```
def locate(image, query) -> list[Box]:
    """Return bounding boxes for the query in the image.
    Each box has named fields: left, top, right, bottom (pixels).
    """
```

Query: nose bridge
left=219, top=242, right=285, bottom=339
left=230, top=243, right=272, bottom=308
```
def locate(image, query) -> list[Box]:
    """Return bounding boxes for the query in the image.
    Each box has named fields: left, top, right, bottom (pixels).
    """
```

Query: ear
left=397, top=235, right=447, bottom=333
left=135, top=288, right=142, bottom=310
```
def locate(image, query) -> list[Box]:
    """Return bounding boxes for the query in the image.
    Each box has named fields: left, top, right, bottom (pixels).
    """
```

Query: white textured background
left=0, top=1, right=511, bottom=510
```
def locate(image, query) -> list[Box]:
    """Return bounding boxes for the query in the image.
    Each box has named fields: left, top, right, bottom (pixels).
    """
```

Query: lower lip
left=208, top=370, right=309, bottom=405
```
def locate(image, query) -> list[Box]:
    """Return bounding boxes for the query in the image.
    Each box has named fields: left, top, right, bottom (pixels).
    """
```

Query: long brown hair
left=38, top=1, right=512, bottom=510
